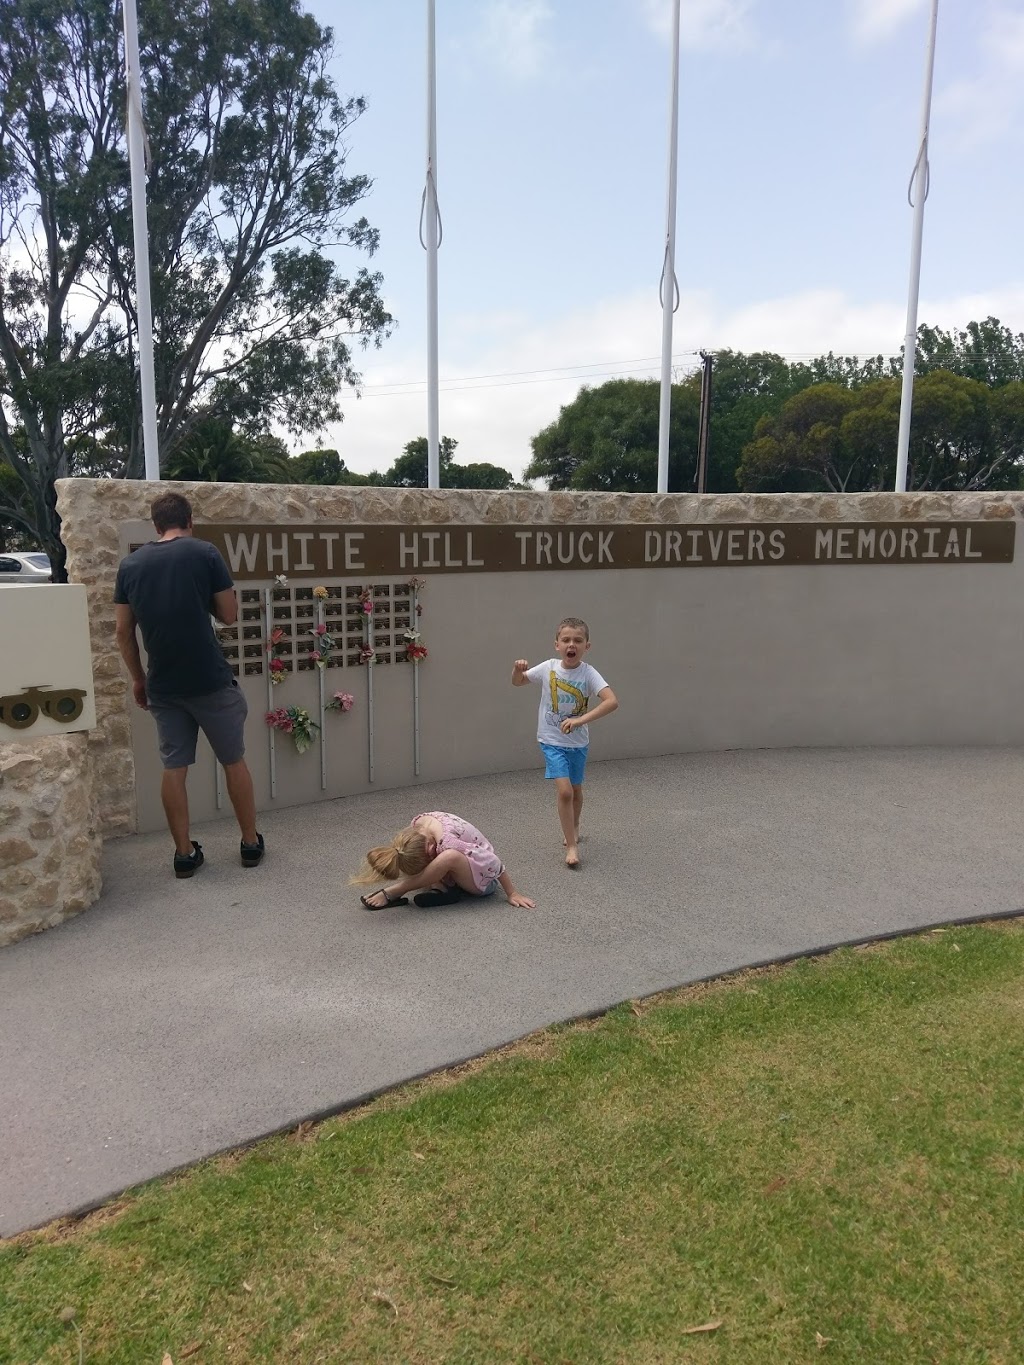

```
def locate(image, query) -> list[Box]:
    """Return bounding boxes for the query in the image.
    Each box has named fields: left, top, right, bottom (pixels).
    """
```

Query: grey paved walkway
left=2, top=748, right=1023, bottom=1238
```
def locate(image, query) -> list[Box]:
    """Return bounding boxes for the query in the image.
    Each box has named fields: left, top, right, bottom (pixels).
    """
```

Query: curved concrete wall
left=57, top=480, right=1024, bottom=836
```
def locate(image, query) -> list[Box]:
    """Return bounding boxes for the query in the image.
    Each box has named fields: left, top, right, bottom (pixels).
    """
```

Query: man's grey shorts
left=148, top=681, right=248, bottom=769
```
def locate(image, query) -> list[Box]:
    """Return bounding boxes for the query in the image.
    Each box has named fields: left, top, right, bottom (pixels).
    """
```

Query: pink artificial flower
left=314, top=623, right=327, bottom=636
left=270, top=627, right=284, bottom=644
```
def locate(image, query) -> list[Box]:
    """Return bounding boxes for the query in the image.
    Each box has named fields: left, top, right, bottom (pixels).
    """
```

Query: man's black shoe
left=241, top=833, right=265, bottom=868
left=174, top=841, right=204, bottom=879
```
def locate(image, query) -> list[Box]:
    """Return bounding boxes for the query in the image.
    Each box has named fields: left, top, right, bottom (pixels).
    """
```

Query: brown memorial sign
left=196, top=521, right=1016, bottom=580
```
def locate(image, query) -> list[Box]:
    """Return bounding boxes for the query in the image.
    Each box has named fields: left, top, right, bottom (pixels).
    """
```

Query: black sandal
left=414, top=887, right=465, bottom=908
left=360, top=890, right=409, bottom=911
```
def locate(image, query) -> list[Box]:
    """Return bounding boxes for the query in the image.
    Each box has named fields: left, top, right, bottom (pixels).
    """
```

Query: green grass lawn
left=3, top=920, right=1023, bottom=1364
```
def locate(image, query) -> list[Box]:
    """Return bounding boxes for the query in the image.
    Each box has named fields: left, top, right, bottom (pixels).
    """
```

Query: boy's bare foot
left=565, top=846, right=581, bottom=869
left=562, top=832, right=582, bottom=847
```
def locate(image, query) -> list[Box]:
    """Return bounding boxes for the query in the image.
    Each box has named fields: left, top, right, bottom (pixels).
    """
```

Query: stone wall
left=56, top=478, right=1024, bottom=838
left=0, top=734, right=102, bottom=946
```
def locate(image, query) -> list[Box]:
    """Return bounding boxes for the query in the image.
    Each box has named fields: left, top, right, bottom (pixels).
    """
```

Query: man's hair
left=151, top=492, right=193, bottom=534
left=556, top=616, right=590, bottom=641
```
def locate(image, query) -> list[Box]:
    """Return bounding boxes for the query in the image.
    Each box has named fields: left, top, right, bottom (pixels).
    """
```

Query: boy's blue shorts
left=539, top=743, right=589, bottom=785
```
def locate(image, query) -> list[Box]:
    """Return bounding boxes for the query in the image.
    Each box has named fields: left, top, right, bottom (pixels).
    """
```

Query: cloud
left=937, top=6, right=1024, bottom=150
left=847, top=0, right=927, bottom=46
left=466, top=1, right=554, bottom=82
left=323, top=282, right=1024, bottom=482
left=638, top=0, right=758, bottom=52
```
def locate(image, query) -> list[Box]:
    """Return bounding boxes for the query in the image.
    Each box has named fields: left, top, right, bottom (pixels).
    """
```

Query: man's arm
left=561, top=685, right=618, bottom=734
left=114, top=604, right=148, bottom=710
left=211, top=587, right=238, bottom=626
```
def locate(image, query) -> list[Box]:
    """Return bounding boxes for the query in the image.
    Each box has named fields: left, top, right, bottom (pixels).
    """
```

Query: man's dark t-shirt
left=114, top=537, right=235, bottom=700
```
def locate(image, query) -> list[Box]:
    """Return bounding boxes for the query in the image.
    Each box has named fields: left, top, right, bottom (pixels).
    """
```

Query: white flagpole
left=423, top=0, right=441, bottom=489
left=122, top=0, right=160, bottom=482
left=894, top=0, right=939, bottom=494
left=656, top=0, right=681, bottom=496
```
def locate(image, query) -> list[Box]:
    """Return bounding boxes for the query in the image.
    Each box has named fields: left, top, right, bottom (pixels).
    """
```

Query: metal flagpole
left=656, top=0, right=681, bottom=496
left=894, top=0, right=940, bottom=494
left=422, top=0, right=441, bottom=489
left=121, top=0, right=160, bottom=481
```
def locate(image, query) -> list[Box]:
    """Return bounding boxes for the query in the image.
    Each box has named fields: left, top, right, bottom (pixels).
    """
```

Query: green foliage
left=684, top=350, right=819, bottom=492
left=444, top=461, right=514, bottom=490
left=383, top=436, right=458, bottom=487
left=0, top=0, right=392, bottom=575
left=527, top=378, right=700, bottom=491
left=163, top=421, right=291, bottom=483
left=914, top=317, right=1024, bottom=387
left=379, top=437, right=512, bottom=490
left=285, top=448, right=377, bottom=485
left=739, top=371, right=1024, bottom=493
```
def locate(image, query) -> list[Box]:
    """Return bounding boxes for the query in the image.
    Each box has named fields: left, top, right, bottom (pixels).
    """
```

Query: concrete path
left=2, top=748, right=1022, bottom=1238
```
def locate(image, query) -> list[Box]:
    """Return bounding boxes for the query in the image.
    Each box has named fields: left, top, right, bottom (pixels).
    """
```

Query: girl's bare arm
left=498, top=869, right=535, bottom=908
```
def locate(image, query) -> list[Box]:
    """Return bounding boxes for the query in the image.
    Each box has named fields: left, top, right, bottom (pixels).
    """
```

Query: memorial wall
left=56, top=479, right=1024, bottom=837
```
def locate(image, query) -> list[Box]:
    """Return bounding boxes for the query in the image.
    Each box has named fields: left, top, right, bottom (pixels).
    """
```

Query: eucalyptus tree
left=0, top=0, right=391, bottom=574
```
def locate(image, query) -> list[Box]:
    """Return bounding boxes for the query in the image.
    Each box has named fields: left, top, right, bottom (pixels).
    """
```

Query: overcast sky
left=310, top=0, right=1024, bottom=480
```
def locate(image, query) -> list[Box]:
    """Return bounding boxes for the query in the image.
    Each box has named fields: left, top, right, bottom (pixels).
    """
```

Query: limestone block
left=0, top=732, right=101, bottom=948
left=0, top=838, right=37, bottom=868
left=23, top=879, right=59, bottom=910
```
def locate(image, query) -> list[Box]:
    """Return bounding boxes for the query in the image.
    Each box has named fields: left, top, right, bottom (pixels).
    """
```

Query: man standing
left=115, top=491, right=265, bottom=878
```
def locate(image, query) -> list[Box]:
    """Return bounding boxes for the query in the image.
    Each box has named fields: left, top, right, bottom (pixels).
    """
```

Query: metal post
left=656, top=0, right=681, bottom=495
left=412, top=584, right=421, bottom=776
left=264, top=589, right=277, bottom=799
left=317, top=599, right=327, bottom=791
left=365, top=601, right=375, bottom=784
left=424, top=0, right=441, bottom=489
left=695, top=350, right=713, bottom=493
left=121, top=0, right=160, bottom=481
left=895, top=0, right=940, bottom=493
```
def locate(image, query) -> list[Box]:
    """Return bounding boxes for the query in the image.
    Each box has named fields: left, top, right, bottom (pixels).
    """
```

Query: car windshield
left=25, top=554, right=50, bottom=570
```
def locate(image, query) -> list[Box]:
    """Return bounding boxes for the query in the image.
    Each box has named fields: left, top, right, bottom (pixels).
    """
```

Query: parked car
left=0, top=552, right=52, bottom=584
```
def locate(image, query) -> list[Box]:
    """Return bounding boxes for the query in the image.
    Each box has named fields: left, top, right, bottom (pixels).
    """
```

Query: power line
left=357, top=345, right=1021, bottom=400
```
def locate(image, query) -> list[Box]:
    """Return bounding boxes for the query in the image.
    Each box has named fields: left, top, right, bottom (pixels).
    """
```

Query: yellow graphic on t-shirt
left=549, top=671, right=588, bottom=717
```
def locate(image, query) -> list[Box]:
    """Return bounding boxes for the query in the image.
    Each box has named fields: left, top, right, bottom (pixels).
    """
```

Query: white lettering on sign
left=192, top=520, right=1012, bottom=578
left=400, top=532, right=418, bottom=568
left=266, top=534, right=289, bottom=572
left=420, top=531, right=441, bottom=568
left=293, top=531, right=315, bottom=571
left=344, top=533, right=365, bottom=570
left=224, top=533, right=259, bottom=574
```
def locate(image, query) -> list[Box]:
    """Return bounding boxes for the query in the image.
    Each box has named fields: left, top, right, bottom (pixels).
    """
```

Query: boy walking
left=512, top=617, right=618, bottom=868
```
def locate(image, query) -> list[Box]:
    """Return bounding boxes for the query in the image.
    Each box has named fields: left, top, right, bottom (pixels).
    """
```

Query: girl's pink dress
left=414, top=811, right=503, bottom=894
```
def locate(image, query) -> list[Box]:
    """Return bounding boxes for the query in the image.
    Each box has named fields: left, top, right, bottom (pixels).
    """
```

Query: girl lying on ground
left=352, top=810, right=536, bottom=910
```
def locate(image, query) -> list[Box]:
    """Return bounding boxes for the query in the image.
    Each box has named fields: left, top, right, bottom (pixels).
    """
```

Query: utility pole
left=694, top=350, right=713, bottom=494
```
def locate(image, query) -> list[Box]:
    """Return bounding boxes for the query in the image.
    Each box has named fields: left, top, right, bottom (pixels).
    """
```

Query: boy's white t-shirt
left=525, top=658, right=610, bottom=750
